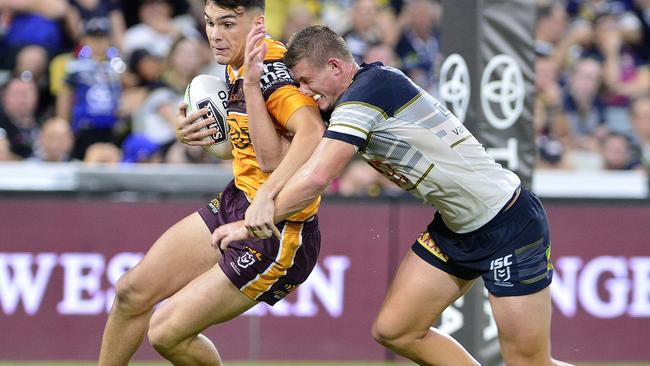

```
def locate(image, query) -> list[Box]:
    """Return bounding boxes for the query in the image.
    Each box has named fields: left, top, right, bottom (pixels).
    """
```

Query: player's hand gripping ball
left=184, top=74, right=233, bottom=159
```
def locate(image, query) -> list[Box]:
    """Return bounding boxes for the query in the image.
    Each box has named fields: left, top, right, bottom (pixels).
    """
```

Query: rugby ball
left=184, top=74, right=233, bottom=159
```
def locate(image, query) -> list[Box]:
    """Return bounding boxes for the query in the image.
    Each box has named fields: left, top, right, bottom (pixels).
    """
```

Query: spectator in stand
left=28, top=117, right=74, bottom=162
left=120, top=48, right=167, bottom=122
left=589, top=11, right=650, bottom=135
left=560, top=57, right=612, bottom=169
left=56, top=17, right=125, bottom=160
left=64, top=0, right=126, bottom=51
left=631, top=95, right=650, bottom=170
left=122, top=0, right=200, bottom=60
left=121, top=133, right=162, bottom=164
left=279, top=3, right=318, bottom=44
left=631, top=0, right=650, bottom=59
left=535, top=56, right=572, bottom=169
left=363, top=42, right=400, bottom=67
left=83, top=142, right=121, bottom=165
left=562, top=58, right=607, bottom=149
left=394, top=0, right=441, bottom=92
left=0, top=0, right=69, bottom=70
left=599, top=131, right=642, bottom=169
left=342, top=0, right=386, bottom=63
left=535, top=1, right=569, bottom=58
left=0, top=128, right=14, bottom=161
left=131, top=36, right=207, bottom=153
left=14, top=44, right=54, bottom=116
left=0, top=76, right=41, bottom=159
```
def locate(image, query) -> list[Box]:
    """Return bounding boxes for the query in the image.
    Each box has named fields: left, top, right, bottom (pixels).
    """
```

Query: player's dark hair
left=205, top=0, right=264, bottom=13
left=284, top=25, right=354, bottom=69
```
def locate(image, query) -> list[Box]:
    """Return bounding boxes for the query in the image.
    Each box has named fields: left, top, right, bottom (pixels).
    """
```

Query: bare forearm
left=270, top=139, right=356, bottom=223
left=255, top=117, right=323, bottom=201
left=244, top=83, right=287, bottom=171
left=272, top=164, right=331, bottom=222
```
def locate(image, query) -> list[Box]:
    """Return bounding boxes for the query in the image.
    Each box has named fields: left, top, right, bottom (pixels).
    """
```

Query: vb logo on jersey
left=490, top=254, right=513, bottom=285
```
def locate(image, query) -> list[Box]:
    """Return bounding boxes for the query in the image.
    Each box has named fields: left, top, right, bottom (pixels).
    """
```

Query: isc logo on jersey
left=184, top=74, right=233, bottom=159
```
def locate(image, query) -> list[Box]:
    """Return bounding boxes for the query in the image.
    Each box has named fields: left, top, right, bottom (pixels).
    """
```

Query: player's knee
left=148, top=314, right=182, bottom=355
left=371, top=319, right=408, bottom=350
left=501, top=342, right=550, bottom=366
left=112, top=272, right=154, bottom=315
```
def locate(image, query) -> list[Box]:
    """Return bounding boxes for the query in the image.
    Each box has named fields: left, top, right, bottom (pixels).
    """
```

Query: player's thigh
left=489, top=287, right=552, bottom=356
left=375, top=250, right=474, bottom=337
left=119, top=212, right=220, bottom=303
left=148, top=263, right=256, bottom=344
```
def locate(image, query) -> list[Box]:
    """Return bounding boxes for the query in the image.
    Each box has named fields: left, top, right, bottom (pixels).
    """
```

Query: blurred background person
left=631, top=95, right=650, bottom=171
left=56, top=17, right=125, bottom=160
left=0, top=127, right=15, bottom=161
left=14, top=45, right=53, bottom=115
left=63, top=0, right=126, bottom=51
left=0, top=76, right=42, bottom=159
left=342, top=0, right=386, bottom=63
left=0, top=0, right=68, bottom=70
left=122, top=0, right=200, bottom=60
left=130, top=36, right=207, bottom=155
left=589, top=11, right=650, bottom=135
left=83, top=141, right=121, bottom=165
left=599, top=131, right=642, bottom=170
left=279, top=3, right=318, bottom=44
left=394, top=0, right=442, bottom=92
left=28, top=116, right=74, bottom=162
left=535, top=56, right=572, bottom=169
left=120, top=132, right=162, bottom=164
left=535, top=0, right=569, bottom=58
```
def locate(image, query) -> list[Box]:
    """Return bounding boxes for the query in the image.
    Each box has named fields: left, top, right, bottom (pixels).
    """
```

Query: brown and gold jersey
left=226, top=37, right=319, bottom=221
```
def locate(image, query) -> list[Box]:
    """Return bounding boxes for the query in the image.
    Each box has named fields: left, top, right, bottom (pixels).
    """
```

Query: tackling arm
left=272, top=138, right=356, bottom=221
left=212, top=138, right=355, bottom=249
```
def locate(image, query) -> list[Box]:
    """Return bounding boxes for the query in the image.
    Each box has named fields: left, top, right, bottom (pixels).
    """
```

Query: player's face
left=290, top=59, right=346, bottom=112
left=204, top=3, right=260, bottom=68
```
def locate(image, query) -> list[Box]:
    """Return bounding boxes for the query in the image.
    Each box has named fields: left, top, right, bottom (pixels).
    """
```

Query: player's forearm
left=255, top=117, right=323, bottom=201
left=272, top=162, right=332, bottom=222
left=244, top=83, right=287, bottom=172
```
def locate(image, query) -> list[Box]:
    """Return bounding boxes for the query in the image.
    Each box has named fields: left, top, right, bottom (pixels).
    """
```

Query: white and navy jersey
left=326, top=62, right=521, bottom=233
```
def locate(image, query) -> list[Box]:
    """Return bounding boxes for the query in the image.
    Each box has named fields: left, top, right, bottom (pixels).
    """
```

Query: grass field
left=1, top=362, right=649, bottom=366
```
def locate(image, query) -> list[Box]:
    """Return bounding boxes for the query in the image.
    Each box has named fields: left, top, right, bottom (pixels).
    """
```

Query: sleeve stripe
left=324, top=131, right=366, bottom=148
left=329, top=122, right=369, bottom=137
left=337, top=101, right=388, bottom=120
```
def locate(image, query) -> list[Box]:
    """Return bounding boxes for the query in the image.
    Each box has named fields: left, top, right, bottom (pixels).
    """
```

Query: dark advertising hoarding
left=0, top=199, right=649, bottom=362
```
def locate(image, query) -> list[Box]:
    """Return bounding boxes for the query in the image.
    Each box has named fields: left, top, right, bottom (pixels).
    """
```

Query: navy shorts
left=412, top=186, right=553, bottom=297
left=199, top=180, right=321, bottom=305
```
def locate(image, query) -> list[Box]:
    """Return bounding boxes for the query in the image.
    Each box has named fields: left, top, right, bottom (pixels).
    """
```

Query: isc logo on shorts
left=417, top=232, right=448, bottom=262
left=490, top=254, right=513, bottom=284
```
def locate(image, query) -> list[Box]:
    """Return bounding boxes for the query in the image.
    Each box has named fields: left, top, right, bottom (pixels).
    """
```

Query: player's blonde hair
left=284, top=25, right=354, bottom=69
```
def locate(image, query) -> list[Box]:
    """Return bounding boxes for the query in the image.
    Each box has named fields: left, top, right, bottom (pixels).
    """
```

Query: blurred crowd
left=0, top=0, right=648, bottom=197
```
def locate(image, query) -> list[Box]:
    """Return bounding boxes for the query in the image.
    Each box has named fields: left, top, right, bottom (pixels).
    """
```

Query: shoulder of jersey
left=263, top=37, right=287, bottom=61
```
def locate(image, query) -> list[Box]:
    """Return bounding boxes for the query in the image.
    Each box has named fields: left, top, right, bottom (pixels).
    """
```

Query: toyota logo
left=480, top=55, right=525, bottom=130
left=438, top=54, right=470, bottom=123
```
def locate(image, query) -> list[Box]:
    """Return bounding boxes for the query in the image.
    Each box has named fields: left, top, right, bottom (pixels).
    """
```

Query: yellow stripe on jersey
left=450, top=135, right=473, bottom=148
left=241, top=222, right=304, bottom=300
